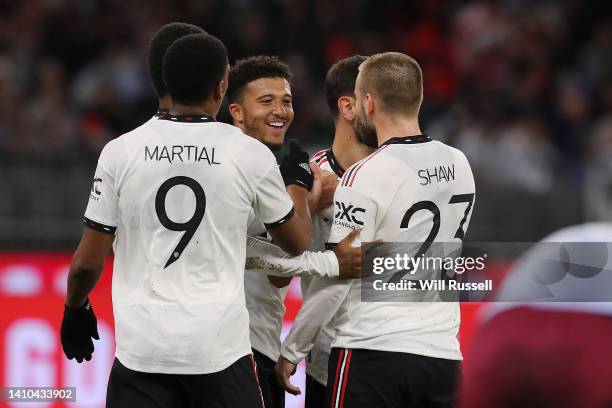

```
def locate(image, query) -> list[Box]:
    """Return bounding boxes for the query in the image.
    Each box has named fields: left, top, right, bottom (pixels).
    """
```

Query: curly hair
left=227, top=55, right=292, bottom=103
left=163, top=33, right=228, bottom=105
left=148, top=22, right=206, bottom=98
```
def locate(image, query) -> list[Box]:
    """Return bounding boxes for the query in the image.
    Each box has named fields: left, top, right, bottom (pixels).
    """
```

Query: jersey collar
left=379, top=134, right=432, bottom=147
left=155, top=108, right=170, bottom=118
left=158, top=113, right=216, bottom=123
left=326, top=148, right=345, bottom=177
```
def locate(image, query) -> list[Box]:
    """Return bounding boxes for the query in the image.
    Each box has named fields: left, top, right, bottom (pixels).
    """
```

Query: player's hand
left=275, top=356, right=301, bottom=395
left=313, top=170, right=338, bottom=213
left=333, top=228, right=362, bottom=279
left=279, top=140, right=313, bottom=191
left=307, top=161, right=322, bottom=214
left=61, top=298, right=99, bottom=363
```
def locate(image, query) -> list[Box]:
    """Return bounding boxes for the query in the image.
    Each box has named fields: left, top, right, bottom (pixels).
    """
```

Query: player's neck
left=375, top=114, right=422, bottom=146
left=170, top=101, right=217, bottom=118
left=158, top=95, right=172, bottom=112
left=332, top=119, right=374, bottom=169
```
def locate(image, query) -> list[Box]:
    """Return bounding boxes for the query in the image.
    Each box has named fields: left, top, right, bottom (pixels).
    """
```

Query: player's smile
left=266, top=120, right=286, bottom=129
left=231, top=76, right=294, bottom=150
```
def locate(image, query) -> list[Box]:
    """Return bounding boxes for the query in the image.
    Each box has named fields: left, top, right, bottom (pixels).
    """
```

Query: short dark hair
left=163, top=33, right=228, bottom=106
left=358, top=52, right=423, bottom=117
left=227, top=56, right=292, bottom=103
left=324, top=55, right=367, bottom=117
left=148, top=22, right=206, bottom=98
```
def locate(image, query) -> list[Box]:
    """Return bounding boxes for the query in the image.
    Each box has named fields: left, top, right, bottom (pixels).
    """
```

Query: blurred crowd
left=0, top=0, right=611, bottom=229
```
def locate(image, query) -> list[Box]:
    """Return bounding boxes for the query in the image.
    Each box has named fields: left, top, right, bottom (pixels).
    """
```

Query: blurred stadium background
left=0, top=0, right=610, bottom=407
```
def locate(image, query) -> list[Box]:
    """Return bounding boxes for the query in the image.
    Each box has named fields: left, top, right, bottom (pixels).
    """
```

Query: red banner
left=0, top=253, right=493, bottom=407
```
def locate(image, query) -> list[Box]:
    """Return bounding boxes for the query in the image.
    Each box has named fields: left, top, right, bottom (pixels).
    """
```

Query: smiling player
left=227, top=55, right=300, bottom=408
left=228, top=55, right=294, bottom=152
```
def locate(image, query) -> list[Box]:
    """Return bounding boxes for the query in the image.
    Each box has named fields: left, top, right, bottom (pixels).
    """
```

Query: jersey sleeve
left=84, top=141, right=120, bottom=234
left=328, top=185, right=378, bottom=245
left=281, top=278, right=351, bottom=364
left=242, top=143, right=294, bottom=228
left=245, top=236, right=339, bottom=278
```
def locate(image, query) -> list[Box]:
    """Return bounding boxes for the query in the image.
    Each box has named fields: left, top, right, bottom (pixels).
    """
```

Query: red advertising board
left=0, top=253, right=490, bottom=407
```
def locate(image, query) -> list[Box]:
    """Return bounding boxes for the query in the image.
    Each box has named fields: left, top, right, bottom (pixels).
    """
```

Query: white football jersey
left=328, top=135, right=475, bottom=360
left=282, top=148, right=345, bottom=385
left=245, top=213, right=289, bottom=362
left=84, top=114, right=294, bottom=374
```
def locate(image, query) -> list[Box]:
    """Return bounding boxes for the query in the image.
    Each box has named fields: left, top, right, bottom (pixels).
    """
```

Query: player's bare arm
left=66, top=228, right=114, bottom=308
left=61, top=227, right=114, bottom=363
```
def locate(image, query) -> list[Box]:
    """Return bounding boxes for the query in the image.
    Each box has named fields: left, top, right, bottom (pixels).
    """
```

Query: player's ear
left=338, top=96, right=355, bottom=121
left=214, top=79, right=227, bottom=103
left=365, top=93, right=375, bottom=117
left=215, top=64, right=230, bottom=102
left=228, top=103, right=243, bottom=123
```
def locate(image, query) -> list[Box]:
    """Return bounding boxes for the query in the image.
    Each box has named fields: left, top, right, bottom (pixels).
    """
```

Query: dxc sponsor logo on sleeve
left=334, top=201, right=366, bottom=226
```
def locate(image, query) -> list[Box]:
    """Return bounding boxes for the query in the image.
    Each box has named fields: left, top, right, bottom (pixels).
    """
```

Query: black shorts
left=326, top=348, right=459, bottom=408
left=252, top=349, right=285, bottom=408
left=106, top=355, right=265, bottom=408
left=305, top=373, right=327, bottom=408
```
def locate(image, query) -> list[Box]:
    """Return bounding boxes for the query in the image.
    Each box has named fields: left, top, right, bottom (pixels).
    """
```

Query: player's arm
left=63, top=228, right=114, bottom=362
left=275, top=182, right=377, bottom=393
left=249, top=141, right=318, bottom=256
left=265, top=182, right=315, bottom=256
left=265, top=141, right=323, bottom=255
left=62, top=141, right=119, bottom=363
left=274, top=232, right=361, bottom=395
left=246, top=231, right=360, bottom=279
left=275, top=275, right=353, bottom=395
left=66, top=228, right=114, bottom=308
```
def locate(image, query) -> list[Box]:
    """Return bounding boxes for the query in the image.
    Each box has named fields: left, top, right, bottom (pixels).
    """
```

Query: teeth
left=267, top=122, right=284, bottom=128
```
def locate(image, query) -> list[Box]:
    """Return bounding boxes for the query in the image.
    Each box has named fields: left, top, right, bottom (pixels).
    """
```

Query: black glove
left=279, top=140, right=313, bottom=191
left=61, top=299, right=99, bottom=363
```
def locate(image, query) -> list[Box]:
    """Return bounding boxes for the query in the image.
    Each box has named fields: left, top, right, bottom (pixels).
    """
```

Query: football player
left=227, top=55, right=359, bottom=408
left=275, top=55, right=375, bottom=407
left=62, top=33, right=314, bottom=408
left=324, top=52, right=476, bottom=408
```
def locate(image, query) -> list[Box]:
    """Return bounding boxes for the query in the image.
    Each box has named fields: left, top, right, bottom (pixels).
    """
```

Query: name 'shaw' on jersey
left=327, top=135, right=476, bottom=361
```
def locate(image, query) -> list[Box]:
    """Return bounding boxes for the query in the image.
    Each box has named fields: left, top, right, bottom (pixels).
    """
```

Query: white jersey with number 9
left=84, top=115, right=294, bottom=374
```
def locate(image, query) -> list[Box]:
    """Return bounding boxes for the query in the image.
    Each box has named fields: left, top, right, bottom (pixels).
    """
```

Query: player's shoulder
left=226, top=126, right=276, bottom=157
left=433, top=140, right=469, bottom=160
left=225, top=126, right=278, bottom=171
left=430, top=140, right=473, bottom=175
left=339, top=146, right=391, bottom=189
left=111, top=115, right=160, bottom=146
left=104, top=116, right=162, bottom=154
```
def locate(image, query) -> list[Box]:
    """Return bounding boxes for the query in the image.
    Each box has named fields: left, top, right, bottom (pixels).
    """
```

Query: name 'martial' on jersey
left=144, top=144, right=221, bottom=165
left=83, top=115, right=295, bottom=375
